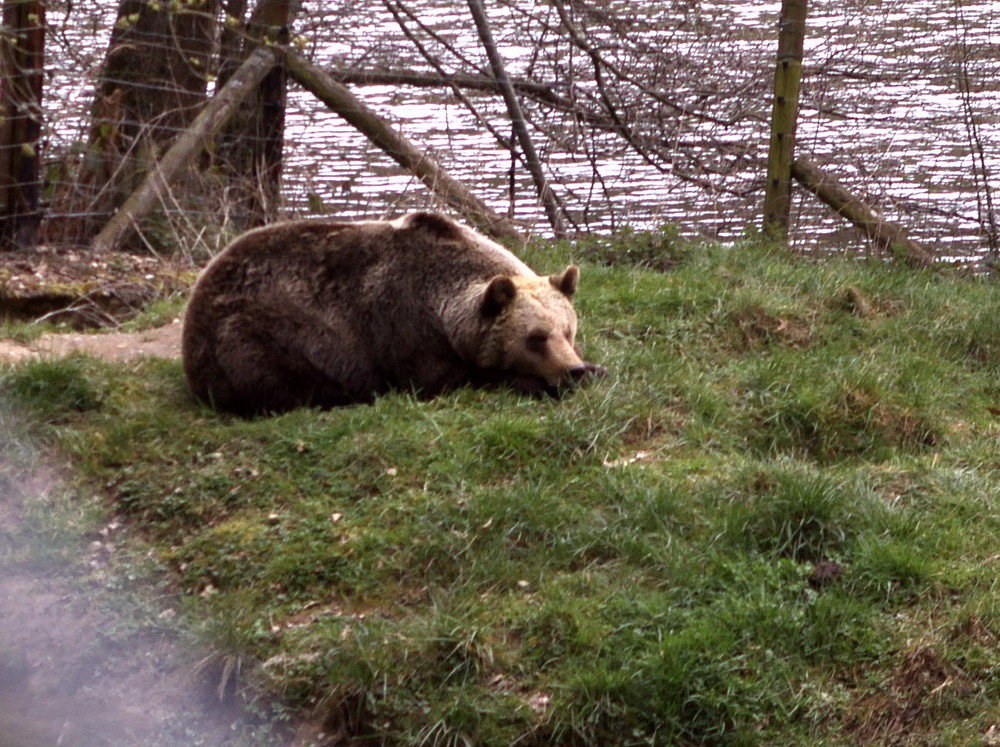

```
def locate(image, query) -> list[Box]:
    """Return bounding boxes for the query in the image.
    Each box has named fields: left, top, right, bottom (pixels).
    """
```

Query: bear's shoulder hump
left=392, top=211, right=465, bottom=242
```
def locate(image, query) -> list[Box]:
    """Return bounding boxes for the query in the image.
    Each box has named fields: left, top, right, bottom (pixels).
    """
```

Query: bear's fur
left=182, top=212, right=604, bottom=415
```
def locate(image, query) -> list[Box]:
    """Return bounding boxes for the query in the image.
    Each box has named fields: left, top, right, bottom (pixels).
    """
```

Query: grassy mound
left=4, top=236, right=1000, bottom=745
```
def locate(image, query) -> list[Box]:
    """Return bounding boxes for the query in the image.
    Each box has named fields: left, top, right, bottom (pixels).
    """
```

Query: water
left=34, top=0, right=1000, bottom=259
left=282, top=0, right=1000, bottom=257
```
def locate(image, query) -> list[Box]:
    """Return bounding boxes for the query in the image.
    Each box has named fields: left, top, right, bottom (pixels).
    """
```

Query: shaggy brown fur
left=182, top=212, right=604, bottom=415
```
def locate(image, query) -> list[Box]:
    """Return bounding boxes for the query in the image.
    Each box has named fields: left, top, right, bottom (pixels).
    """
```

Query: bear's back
left=193, top=213, right=528, bottom=311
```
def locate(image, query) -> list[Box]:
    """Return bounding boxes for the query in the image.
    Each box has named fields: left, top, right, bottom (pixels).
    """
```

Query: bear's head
left=476, top=265, right=592, bottom=390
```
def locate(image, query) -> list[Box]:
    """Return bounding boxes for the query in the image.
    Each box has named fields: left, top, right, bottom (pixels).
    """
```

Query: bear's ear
left=482, top=276, right=517, bottom=317
left=549, top=265, right=579, bottom=298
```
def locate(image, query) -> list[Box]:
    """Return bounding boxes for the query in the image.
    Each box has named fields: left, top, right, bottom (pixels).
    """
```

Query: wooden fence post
left=762, top=0, right=808, bottom=241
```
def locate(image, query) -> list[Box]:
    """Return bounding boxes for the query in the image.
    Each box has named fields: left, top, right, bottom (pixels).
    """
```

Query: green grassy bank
left=3, top=236, right=1000, bottom=745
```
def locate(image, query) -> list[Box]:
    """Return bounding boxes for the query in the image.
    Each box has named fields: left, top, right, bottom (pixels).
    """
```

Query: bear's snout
left=560, top=361, right=607, bottom=388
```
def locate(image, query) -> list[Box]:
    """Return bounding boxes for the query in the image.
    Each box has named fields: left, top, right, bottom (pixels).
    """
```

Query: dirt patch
left=846, top=644, right=974, bottom=746
left=0, top=576, right=248, bottom=746
left=0, top=319, right=183, bottom=364
left=1, top=246, right=190, bottom=364
left=728, top=304, right=815, bottom=351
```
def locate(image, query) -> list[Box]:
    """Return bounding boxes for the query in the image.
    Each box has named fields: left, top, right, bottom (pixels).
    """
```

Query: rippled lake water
left=274, top=0, right=1000, bottom=259
left=39, top=2, right=1000, bottom=252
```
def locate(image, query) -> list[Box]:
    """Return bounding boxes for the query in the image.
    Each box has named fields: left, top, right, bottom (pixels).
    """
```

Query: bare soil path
left=0, top=430, right=287, bottom=746
left=0, top=319, right=183, bottom=364
left=0, top=250, right=337, bottom=745
left=1, top=245, right=191, bottom=364
left=0, top=252, right=304, bottom=745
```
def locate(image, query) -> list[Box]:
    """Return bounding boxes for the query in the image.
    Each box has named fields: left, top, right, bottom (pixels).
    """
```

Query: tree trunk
left=214, top=0, right=300, bottom=229
left=762, top=0, right=808, bottom=240
left=92, top=48, right=281, bottom=254
left=0, top=0, right=44, bottom=250
left=66, top=0, right=219, bottom=246
left=791, top=157, right=934, bottom=268
left=285, top=51, right=523, bottom=242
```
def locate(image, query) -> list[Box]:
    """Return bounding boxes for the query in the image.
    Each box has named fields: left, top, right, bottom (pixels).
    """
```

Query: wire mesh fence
left=1, top=0, right=998, bottom=259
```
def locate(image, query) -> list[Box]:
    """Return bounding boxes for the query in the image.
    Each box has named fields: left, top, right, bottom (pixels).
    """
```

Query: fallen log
left=285, top=50, right=523, bottom=242
left=791, top=157, right=935, bottom=268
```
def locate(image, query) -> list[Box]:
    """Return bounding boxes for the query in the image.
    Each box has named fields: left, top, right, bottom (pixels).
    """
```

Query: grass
left=3, top=233, right=1000, bottom=745
left=0, top=317, right=76, bottom=343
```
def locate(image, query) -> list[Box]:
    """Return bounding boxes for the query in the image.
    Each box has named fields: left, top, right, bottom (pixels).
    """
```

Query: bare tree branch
left=92, top=46, right=280, bottom=253
left=954, top=0, right=998, bottom=255
left=466, top=0, right=566, bottom=237
left=285, top=49, right=523, bottom=242
left=382, top=0, right=516, bottom=157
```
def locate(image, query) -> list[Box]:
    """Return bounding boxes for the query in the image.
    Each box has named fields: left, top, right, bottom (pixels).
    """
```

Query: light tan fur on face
left=479, top=274, right=583, bottom=386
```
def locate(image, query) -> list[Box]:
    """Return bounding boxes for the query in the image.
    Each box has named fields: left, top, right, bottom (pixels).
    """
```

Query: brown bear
left=182, top=211, right=604, bottom=415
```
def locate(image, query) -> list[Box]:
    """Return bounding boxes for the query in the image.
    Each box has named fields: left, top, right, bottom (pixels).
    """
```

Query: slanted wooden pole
left=762, top=0, right=808, bottom=241
left=285, top=50, right=523, bottom=242
left=216, top=0, right=300, bottom=227
left=791, top=157, right=934, bottom=268
left=91, top=46, right=279, bottom=253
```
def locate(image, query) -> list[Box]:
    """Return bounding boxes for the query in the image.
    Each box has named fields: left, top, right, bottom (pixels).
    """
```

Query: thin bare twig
left=466, top=0, right=566, bottom=237
left=954, top=0, right=998, bottom=255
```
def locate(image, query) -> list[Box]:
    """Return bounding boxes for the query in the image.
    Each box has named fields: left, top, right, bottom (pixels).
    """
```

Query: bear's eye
left=526, top=333, right=549, bottom=353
